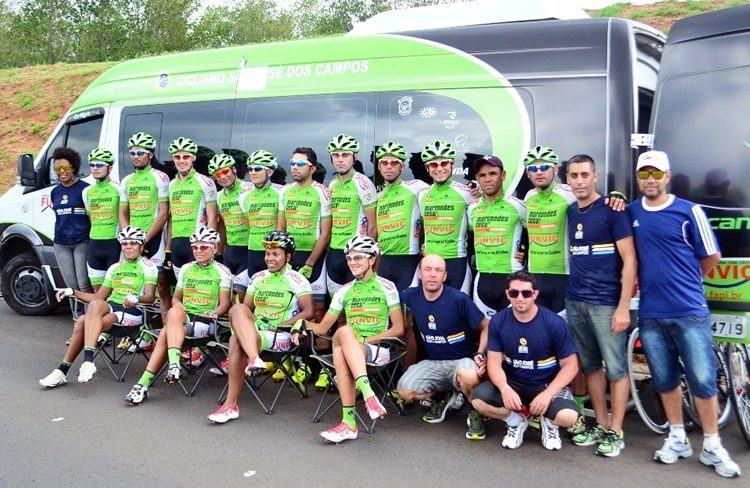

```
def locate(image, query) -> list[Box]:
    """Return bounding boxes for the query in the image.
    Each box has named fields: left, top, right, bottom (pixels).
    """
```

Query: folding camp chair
left=311, top=334, right=407, bottom=433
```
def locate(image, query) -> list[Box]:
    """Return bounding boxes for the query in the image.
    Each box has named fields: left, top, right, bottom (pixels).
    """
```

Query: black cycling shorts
left=171, top=237, right=192, bottom=272
left=247, top=249, right=266, bottom=278
left=473, top=272, right=510, bottom=317
left=87, top=238, right=121, bottom=284
left=223, top=245, right=247, bottom=275
left=535, top=273, right=569, bottom=314
left=326, top=248, right=354, bottom=293
left=444, top=257, right=471, bottom=294
left=291, top=250, right=327, bottom=300
left=378, top=254, right=420, bottom=293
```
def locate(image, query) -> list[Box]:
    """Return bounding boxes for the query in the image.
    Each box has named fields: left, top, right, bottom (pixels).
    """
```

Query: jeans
left=54, top=242, right=92, bottom=293
left=565, top=299, right=628, bottom=381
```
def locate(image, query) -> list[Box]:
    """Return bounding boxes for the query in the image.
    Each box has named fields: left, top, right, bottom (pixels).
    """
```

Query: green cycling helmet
left=88, top=147, right=114, bottom=165
left=127, top=132, right=156, bottom=150
left=208, top=153, right=236, bottom=174
left=421, top=140, right=455, bottom=163
left=524, top=145, right=558, bottom=166
left=327, top=134, right=360, bottom=154
left=248, top=149, right=278, bottom=169
left=168, top=137, right=198, bottom=155
left=375, top=141, right=408, bottom=162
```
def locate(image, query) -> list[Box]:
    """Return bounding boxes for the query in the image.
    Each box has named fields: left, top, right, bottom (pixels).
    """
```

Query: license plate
left=711, top=314, right=748, bottom=340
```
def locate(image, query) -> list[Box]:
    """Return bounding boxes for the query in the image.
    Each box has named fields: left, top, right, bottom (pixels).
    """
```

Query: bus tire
left=1, top=252, right=56, bottom=316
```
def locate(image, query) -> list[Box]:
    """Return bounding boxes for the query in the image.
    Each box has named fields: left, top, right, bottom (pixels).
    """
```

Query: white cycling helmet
left=344, top=235, right=380, bottom=256
left=189, top=227, right=220, bottom=245
left=117, top=226, right=146, bottom=244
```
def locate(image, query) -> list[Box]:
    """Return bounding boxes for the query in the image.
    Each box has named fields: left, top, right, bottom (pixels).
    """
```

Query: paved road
left=0, top=301, right=747, bottom=487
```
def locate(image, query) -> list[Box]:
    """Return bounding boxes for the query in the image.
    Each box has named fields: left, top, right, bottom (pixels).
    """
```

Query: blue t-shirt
left=627, top=195, right=719, bottom=319
left=51, top=179, right=90, bottom=245
left=401, top=285, right=485, bottom=360
left=567, top=196, right=632, bottom=305
left=488, top=306, right=578, bottom=386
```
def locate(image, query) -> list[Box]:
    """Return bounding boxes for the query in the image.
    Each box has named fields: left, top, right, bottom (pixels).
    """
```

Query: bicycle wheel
left=683, top=343, right=733, bottom=430
left=628, top=328, right=669, bottom=434
left=726, top=343, right=750, bottom=446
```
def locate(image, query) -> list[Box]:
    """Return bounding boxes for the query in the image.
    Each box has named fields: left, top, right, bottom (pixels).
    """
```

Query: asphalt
left=0, top=301, right=748, bottom=487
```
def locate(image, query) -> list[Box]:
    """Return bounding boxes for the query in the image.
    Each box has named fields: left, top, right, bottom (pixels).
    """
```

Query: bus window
left=48, top=115, right=103, bottom=184
left=119, top=112, right=164, bottom=179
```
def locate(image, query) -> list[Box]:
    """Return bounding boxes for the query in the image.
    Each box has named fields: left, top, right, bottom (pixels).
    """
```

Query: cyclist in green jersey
left=326, top=134, right=378, bottom=296
left=417, top=141, right=473, bottom=294
left=207, top=231, right=314, bottom=424
left=82, top=148, right=122, bottom=290
left=302, top=236, right=404, bottom=444
left=39, top=226, right=157, bottom=388
left=210, top=153, right=251, bottom=275
left=468, top=155, right=526, bottom=317
left=166, top=137, right=218, bottom=280
left=125, top=227, right=232, bottom=405
left=239, top=149, right=284, bottom=278
left=375, top=141, right=428, bottom=292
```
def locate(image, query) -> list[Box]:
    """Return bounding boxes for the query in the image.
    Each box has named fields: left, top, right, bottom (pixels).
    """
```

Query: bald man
left=398, top=254, right=489, bottom=439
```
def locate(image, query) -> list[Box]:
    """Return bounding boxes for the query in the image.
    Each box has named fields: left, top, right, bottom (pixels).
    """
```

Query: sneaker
left=315, top=370, right=330, bottom=390
left=502, top=417, right=529, bottom=449
left=388, top=389, right=406, bottom=412
left=97, top=333, right=110, bottom=347
left=596, top=430, right=625, bottom=457
left=127, top=337, right=153, bottom=353
left=528, top=415, right=541, bottom=431
left=450, top=391, right=465, bottom=411
left=117, top=337, right=132, bottom=351
left=181, top=349, right=204, bottom=367
left=39, top=369, right=67, bottom=388
left=465, top=410, right=486, bottom=440
left=700, top=447, right=741, bottom=478
left=364, top=395, right=387, bottom=420
left=572, top=423, right=607, bottom=447
left=419, top=398, right=434, bottom=409
left=423, top=392, right=455, bottom=424
left=292, top=363, right=312, bottom=385
left=272, top=360, right=293, bottom=382
left=165, top=363, right=181, bottom=384
left=540, top=416, right=562, bottom=450
left=244, top=356, right=267, bottom=376
left=77, top=361, right=97, bottom=383
left=320, top=422, right=358, bottom=444
left=567, top=415, right=587, bottom=437
left=654, top=434, right=693, bottom=464
left=210, top=358, right=230, bottom=376
left=207, top=404, right=240, bottom=424
left=124, top=384, right=147, bottom=405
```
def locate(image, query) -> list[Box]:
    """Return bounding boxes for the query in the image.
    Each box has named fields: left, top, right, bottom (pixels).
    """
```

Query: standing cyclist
left=210, top=153, right=250, bottom=275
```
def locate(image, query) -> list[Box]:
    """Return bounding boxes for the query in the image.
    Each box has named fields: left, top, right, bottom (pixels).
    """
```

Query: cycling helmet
left=207, top=153, right=236, bottom=174
left=375, top=141, right=408, bottom=162
left=524, top=145, right=558, bottom=166
left=117, top=226, right=146, bottom=243
left=88, top=147, right=115, bottom=165
left=127, top=132, right=156, bottom=150
left=262, top=231, right=296, bottom=253
left=168, top=137, right=198, bottom=155
left=344, top=235, right=380, bottom=256
left=421, top=141, right=455, bottom=163
left=327, top=134, right=360, bottom=154
left=248, top=149, right=278, bottom=169
left=189, top=227, right=220, bottom=244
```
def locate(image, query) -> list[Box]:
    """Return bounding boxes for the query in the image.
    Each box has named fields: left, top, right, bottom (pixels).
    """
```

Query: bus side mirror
left=17, top=153, right=37, bottom=188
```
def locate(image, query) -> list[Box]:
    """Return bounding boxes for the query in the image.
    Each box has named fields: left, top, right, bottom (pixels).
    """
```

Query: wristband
left=474, top=352, right=486, bottom=361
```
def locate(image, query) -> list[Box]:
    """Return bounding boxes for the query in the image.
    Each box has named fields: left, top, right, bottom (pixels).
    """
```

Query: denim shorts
left=638, top=313, right=717, bottom=399
left=565, top=300, right=628, bottom=381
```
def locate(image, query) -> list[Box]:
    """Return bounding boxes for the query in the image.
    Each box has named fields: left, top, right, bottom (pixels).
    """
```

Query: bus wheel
left=1, top=252, right=56, bottom=316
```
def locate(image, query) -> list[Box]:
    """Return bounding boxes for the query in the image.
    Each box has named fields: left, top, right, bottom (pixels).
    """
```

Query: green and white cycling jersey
left=168, top=169, right=218, bottom=238
left=238, top=182, right=283, bottom=251
left=119, top=165, right=169, bottom=233
left=377, top=178, right=429, bottom=255
left=82, top=179, right=121, bottom=240
left=328, top=172, right=377, bottom=250
left=280, top=182, right=331, bottom=252
left=524, top=182, right=576, bottom=275
left=468, top=195, right=526, bottom=274
left=247, top=264, right=312, bottom=329
left=102, top=256, right=159, bottom=305
left=217, top=180, right=251, bottom=247
left=329, top=273, right=400, bottom=339
left=417, top=179, right=473, bottom=259
left=176, top=259, right=233, bottom=315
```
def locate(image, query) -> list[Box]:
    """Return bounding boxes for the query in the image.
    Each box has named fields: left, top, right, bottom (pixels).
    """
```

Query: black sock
left=58, top=361, right=72, bottom=375
left=83, top=347, right=95, bottom=363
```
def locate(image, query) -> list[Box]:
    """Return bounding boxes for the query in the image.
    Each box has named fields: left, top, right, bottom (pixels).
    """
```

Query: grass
left=594, top=2, right=632, bottom=18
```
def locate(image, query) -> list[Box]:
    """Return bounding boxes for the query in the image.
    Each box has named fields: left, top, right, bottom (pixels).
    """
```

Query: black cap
left=474, top=155, right=504, bottom=172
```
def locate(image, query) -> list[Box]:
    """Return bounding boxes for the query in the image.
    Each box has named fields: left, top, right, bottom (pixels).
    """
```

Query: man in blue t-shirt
left=471, top=270, right=580, bottom=451
left=627, top=151, right=739, bottom=478
left=564, top=154, right=636, bottom=458
left=397, top=254, right=489, bottom=439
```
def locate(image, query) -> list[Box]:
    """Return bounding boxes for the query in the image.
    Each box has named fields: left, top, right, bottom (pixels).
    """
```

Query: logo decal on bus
left=157, top=73, right=170, bottom=92
left=397, top=96, right=413, bottom=116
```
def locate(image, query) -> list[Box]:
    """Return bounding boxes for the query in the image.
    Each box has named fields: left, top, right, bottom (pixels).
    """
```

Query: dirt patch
left=590, top=0, right=745, bottom=32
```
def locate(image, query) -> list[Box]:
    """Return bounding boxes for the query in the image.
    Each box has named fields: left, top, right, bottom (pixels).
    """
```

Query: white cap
left=636, top=150, right=670, bottom=172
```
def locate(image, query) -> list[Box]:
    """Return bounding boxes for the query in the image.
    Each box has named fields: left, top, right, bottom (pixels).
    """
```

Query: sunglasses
left=212, top=167, right=233, bottom=178
left=425, top=160, right=452, bottom=170
left=88, top=162, right=109, bottom=169
left=262, top=241, right=282, bottom=249
left=331, top=152, right=353, bottom=159
left=507, top=289, right=534, bottom=298
left=120, top=240, right=143, bottom=246
left=191, top=244, right=212, bottom=252
left=173, top=153, right=193, bottom=161
left=248, top=165, right=266, bottom=173
left=345, top=254, right=369, bottom=263
left=290, top=159, right=310, bottom=167
left=128, top=149, right=149, bottom=157
left=637, top=169, right=666, bottom=180
left=527, top=163, right=553, bottom=173
left=54, top=163, right=73, bottom=173
left=379, top=159, right=403, bottom=168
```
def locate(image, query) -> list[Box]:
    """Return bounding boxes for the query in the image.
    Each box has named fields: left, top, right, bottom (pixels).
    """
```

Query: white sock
left=703, top=433, right=721, bottom=452
left=505, top=411, right=525, bottom=427
left=669, top=424, right=686, bottom=442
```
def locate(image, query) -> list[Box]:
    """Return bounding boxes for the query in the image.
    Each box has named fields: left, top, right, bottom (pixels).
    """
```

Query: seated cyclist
left=124, top=227, right=232, bottom=405
left=207, top=231, right=314, bottom=423
left=302, top=236, right=404, bottom=444
left=39, top=226, right=157, bottom=387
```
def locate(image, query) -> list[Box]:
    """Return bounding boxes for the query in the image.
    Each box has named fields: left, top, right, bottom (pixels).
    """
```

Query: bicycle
left=720, top=312, right=750, bottom=446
